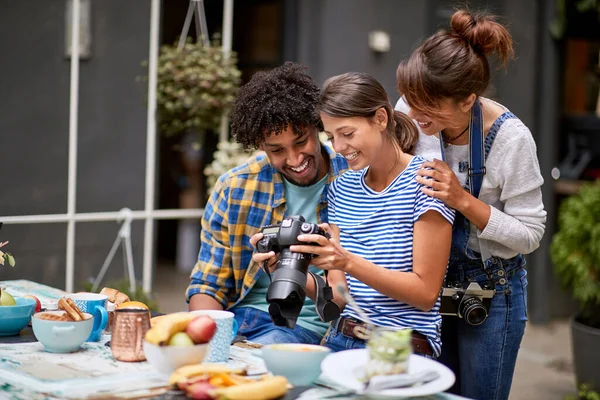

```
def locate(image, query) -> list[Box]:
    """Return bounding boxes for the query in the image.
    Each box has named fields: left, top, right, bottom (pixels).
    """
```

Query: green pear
left=168, top=332, right=195, bottom=346
left=0, top=289, right=17, bottom=306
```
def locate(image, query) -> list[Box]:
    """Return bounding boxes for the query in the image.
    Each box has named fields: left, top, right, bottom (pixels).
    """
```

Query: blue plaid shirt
left=186, top=145, right=348, bottom=308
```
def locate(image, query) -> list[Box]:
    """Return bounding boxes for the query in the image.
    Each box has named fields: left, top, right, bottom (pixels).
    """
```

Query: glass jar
left=365, top=327, right=412, bottom=379
left=105, top=302, right=115, bottom=335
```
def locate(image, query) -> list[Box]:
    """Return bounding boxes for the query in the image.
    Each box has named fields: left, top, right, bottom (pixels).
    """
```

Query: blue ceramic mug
left=190, top=310, right=238, bottom=363
left=67, top=293, right=109, bottom=342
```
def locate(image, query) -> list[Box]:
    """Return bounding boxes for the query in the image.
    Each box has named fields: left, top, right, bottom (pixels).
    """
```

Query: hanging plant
left=0, top=240, right=16, bottom=267
left=154, top=37, right=242, bottom=137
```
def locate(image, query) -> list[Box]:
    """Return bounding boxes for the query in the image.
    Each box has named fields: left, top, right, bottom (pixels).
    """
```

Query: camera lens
left=459, top=296, right=488, bottom=326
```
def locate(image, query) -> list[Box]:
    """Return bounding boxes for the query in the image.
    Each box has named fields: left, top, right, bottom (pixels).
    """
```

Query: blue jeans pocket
left=520, top=269, right=528, bottom=320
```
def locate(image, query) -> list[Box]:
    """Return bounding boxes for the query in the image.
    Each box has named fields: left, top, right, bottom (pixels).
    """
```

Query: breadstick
left=58, top=298, right=83, bottom=321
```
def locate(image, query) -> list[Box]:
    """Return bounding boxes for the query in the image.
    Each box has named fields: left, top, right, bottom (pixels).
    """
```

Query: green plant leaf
left=148, top=38, right=241, bottom=137
left=551, top=182, right=600, bottom=323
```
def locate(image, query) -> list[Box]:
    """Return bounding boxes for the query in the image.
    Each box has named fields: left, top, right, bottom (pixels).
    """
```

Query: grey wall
left=0, top=1, right=151, bottom=291
left=297, top=0, right=429, bottom=100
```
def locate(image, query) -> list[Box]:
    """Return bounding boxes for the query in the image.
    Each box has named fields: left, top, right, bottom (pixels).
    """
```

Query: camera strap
left=261, top=261, right=273, bottom=282
left=438, top=98, right=493, bottom=264
left=308, top=270, right=341, bottom=322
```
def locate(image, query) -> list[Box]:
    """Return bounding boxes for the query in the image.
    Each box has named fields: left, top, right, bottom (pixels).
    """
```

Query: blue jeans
left=232, top=307, right=323, bottom=345
left=440, top=255, right=528, bottom=400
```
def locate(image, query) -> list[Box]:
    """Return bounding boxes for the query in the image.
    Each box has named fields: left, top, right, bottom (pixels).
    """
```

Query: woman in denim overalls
left=395, top=9, right=546, bottom=400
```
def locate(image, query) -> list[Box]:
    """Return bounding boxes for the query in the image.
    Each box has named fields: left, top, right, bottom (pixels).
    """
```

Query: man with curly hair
left=186, top=62, right=348, bottom=344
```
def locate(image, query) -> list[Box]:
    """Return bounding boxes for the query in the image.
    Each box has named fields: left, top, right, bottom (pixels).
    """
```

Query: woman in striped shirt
left=289, top=72, right=455, bottom=357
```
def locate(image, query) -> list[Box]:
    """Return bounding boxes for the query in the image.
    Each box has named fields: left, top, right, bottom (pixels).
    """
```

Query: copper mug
left=110, top=308, right=151, bottom=362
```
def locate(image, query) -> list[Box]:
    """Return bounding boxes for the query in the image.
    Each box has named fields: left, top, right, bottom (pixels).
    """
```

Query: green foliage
left=81, top=279, right=159, bottom=312
left=155, top=38, right=242, bottom=137
left=551, top=0, right=600, bottom=39
left=0, top=241, right=16, bottom=267
left=550, top=182, right=600, bottom=326
left=565, top=384, right=600, bottom=400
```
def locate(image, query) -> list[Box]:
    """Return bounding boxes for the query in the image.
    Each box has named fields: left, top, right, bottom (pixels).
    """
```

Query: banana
left=144, top=312, right=199, bottom=345
left=169, top=363, right=243, bottom=386
left=213, top=375, right=288, bottom=400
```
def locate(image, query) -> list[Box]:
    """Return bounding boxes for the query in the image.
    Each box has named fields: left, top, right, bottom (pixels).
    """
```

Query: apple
left=23, top=295, right=42, bottom=312
left=185, top=316, right=217, bottom=344
left=184, top=382, right=215, bottom=400
left=168, top=332, right=195, bottom=346
left=0, top=289, right=16, bottom=306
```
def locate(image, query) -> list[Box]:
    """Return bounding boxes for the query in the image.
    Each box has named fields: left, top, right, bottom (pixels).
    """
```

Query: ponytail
left=393, top=111, right=418, bottom=155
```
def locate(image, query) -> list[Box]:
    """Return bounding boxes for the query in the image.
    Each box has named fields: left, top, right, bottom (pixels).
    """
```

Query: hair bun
left=450, top=10, right=514, bottom=64
left=450, top=10, right=476, bottom=40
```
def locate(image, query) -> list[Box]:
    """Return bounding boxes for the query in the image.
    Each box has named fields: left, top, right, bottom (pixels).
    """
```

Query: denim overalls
left=439, top=102, right=529, bottom=400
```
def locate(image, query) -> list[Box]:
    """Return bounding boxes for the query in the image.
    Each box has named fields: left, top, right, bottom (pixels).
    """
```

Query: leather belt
left=337, top=317, right=434, bottom=356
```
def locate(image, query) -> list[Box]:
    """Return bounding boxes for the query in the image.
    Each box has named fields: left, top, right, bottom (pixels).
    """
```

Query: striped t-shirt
left=328, top=155, right=455, bottom=357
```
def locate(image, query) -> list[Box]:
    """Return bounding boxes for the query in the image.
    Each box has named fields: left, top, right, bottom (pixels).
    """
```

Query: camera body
left=439, top=282, right=494, bottom=326
left=257, top=216, right=329, bottom=255
left=256, top=216, right=332, bottom=328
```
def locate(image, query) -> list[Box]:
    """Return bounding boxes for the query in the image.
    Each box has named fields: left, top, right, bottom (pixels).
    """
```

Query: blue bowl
left=0, top=297, right=36, bottom=336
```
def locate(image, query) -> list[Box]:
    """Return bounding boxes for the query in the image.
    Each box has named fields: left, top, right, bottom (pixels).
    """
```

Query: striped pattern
left=186, top=145, right=348, bottom=309
left=329, top=155, right=454, bottom=357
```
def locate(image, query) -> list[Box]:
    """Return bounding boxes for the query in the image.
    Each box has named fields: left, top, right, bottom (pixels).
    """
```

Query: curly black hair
left=230, top=62, right=323, bottom=150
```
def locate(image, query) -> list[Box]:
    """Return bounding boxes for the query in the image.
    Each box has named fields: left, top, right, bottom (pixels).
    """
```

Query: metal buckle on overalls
left=468, top=166, right=486, bottom=175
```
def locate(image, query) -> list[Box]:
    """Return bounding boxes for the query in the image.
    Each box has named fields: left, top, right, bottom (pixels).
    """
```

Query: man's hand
left=250, top=232, right=279, bottom=273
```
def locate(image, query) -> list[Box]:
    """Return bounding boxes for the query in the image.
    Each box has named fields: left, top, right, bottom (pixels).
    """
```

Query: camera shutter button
left=301, top=223, right=311, bottom=232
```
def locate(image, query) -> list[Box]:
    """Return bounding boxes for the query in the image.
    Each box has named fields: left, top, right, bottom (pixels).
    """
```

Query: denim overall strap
left=439, top=99, right=486, bottom=261
left=439, top=102, right=516, bottom=267
left=468, top=99, right=485, bottom=199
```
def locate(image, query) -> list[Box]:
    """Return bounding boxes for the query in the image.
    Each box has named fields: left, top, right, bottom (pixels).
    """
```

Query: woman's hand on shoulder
left=416, top=158, right=469, bottom=211
left=289, top=223, right=353, bottom=272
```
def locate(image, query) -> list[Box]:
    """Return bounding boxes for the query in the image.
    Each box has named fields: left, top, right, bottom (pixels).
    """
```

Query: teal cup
left=190, top=310, right=238, bottom=363
left=67, top=293, right=109, bottom=342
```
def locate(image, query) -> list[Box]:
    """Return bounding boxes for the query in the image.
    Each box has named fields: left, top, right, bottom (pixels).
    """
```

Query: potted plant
left=155, top=37, right=241, bottom=142
left=550, top=181, right=600, bottom=391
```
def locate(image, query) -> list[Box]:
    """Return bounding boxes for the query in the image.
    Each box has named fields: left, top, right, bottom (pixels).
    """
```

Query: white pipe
left=222, top=0, right=233, bottom=58
left=143, top=0, right=161, bottom=293
left=66, top=0, right=81, bottom=293
left=219, top=0, right=234, bottom=142
left=0, top=209, right=205, bottom=224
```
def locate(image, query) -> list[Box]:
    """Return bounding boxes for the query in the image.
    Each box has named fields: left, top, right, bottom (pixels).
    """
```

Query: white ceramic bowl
left=260, top=343, right=332, bottom=386
left=32, top=311, right=94, bottom=353
left=143, top=340, right=209, bottom=378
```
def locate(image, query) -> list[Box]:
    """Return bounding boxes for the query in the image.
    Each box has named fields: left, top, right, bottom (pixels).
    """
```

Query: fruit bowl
left=143, top=340, right=209, bottom=378
left=0, top=297, right=36, bottom=336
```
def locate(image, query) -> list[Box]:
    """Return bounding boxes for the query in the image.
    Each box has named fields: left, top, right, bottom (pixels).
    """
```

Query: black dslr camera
left=256, top=215, right=340, bottom=329
left=439, top=282, right=494, bottom=326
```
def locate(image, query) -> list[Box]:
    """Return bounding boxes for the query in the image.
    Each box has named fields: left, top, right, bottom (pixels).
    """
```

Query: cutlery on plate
left=364, top=369, right=440, bottom=392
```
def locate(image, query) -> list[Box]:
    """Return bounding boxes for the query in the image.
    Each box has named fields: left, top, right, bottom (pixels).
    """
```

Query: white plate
left=320, top=349, right=455, bottom=398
